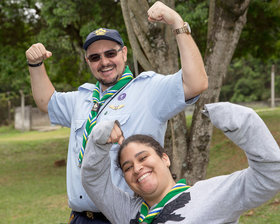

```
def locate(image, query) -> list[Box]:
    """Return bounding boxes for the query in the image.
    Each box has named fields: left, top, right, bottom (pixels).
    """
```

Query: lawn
left=0, top=127, right=71, bottom=224
left=0, top=106, right=279, bottom=223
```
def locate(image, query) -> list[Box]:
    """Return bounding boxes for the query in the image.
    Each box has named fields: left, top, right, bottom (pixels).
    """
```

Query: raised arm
left=205, top=102, right=280, bottom=208
left=25, top=43, right=55, bottom=112
left=81, top=121, right=141, bottom=224
left=147, top=1, right=208, bottom=100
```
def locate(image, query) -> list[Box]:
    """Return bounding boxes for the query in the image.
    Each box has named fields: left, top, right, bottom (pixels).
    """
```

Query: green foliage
left=0, top=0, right=127, bottom=94
left=0, top=1, right=34, bottom=94
left=176, top=0, right=209, bottom=53
left=0, top=0, right=280, bottom=103
left=0, top=92, right=18, bottom=125
left=35, top=0, right=127, bottom=90
left=176, top=0, right=280, bottom=103
left=220, top=55, right=280, bottom=102
left=235, top=0, right=280, bottom=61
left=177, top=0, right=280, bottom=62
left=0, top=45, right=31, bottom=93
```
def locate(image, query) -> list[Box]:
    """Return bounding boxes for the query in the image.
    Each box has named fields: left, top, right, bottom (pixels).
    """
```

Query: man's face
left=85, top=40, right=127, bottom=91
left=119, top=142, right=175, bottom=205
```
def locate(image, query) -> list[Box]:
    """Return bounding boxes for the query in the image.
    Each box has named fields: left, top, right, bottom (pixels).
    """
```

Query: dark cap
left=83, top=28, right=124, bottom=50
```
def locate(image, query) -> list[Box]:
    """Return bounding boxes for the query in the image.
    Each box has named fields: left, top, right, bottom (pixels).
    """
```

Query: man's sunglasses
left=87, top=47, right=123, bottom=62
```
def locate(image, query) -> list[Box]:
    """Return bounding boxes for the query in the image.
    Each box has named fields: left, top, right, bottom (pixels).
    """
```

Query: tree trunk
left=120, top=0, right=189, bottom=177
left=183, top=0, right=251, bottom=185
left=121, top=0, right=251, bottom=185
left=120, top=0, right=178, bottom=74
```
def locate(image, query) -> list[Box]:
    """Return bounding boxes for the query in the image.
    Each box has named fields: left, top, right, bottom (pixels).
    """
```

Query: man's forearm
left=29, top=64, right=55, bottom=113
left=176, top=33, right=208, bottom=99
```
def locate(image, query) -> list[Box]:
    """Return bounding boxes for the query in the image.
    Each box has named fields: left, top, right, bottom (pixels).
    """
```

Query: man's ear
left=122, top=46, right=128, bottom=62
left=162, top=153, right=171, bottom=168
left=85, top=55, right=89, bottom=65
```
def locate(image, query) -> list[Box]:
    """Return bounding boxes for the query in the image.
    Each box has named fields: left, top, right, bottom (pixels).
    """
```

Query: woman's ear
left=162, top=153, right=171, bottom=168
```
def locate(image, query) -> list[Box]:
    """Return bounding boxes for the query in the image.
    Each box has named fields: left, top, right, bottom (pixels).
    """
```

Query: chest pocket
left=73, top=119, right=86, bottom=153
left=100, top=113, right=130, bottom=125
left=73, top=113, right=130, bottom=153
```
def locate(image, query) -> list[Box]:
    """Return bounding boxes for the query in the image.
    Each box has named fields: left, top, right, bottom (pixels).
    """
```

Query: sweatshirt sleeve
left=81, top=120, right=141, bottom=224
left=204, top=102, right=280, bottom=209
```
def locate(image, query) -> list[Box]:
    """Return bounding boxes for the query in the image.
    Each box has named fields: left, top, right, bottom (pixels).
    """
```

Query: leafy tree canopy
left=236, top=0, right=280, bottom=61
left=0, top=0, right=126, bottom=94
left=0, top=0, right=279, bottom=102
left=176, top=0, right=280, bottom=102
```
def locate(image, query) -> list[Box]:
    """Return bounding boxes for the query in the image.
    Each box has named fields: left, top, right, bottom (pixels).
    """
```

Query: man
left=81, top=102, right=280, bottom=224
left=25, top=1, right=208, bottom=223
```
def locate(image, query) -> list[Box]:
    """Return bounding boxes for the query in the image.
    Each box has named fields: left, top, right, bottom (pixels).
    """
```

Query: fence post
left=271, top=64, right=275, bottom=108
left=19, top=90, right=25, bottom=130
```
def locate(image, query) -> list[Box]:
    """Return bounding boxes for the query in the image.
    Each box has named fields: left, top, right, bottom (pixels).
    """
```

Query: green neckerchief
left=78, top=66, right=133, bottom=165
left=138, top=179, right=191, bottom=223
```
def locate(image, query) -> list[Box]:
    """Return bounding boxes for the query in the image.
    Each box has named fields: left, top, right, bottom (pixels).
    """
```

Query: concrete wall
left=31, top=107, right=51, bottom=128
left=14, top=106, right=31, bottom=131
left=14, top=106, right=51, bottom=131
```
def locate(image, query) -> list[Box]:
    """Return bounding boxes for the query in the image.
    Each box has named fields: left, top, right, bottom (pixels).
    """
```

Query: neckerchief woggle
left=138, top=179, right=190, bottom=223
left=78, top=66, right=133, bottom=165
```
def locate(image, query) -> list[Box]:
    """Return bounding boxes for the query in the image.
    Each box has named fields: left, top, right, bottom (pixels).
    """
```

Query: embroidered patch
left=109, top=105, right=124, bottom=110
left=95, top=28, right=107, bottom=35
left=118, top=93, right=126, bottom=101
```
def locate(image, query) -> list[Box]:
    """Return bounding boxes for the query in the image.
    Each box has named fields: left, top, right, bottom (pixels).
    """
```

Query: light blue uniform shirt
left=48, top=70, right=198, bottom=212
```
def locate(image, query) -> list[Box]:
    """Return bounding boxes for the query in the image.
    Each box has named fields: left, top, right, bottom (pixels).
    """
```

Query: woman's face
left=119, top=142, right=175, bottom=204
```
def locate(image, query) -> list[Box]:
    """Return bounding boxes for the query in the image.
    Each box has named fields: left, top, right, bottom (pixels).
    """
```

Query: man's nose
left=100, top=54, right=110, bottom=65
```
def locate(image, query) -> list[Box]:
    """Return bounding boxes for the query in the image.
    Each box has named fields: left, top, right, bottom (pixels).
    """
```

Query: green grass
left=0, top=127, right=71, bottom=224
left=0, top=107, right=279, bottom=223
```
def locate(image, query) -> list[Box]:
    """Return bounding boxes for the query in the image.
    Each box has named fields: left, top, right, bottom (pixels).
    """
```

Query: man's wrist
left=171, top=18, right=184, bottom=30
left=27, top=60, right=43, bottom=67
left=173, top=22, right=191, bottom=35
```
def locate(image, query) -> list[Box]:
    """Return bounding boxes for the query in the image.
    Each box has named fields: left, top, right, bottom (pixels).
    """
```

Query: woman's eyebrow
left=135, top=150, right=147, bottom=158
left=121, top=150, right=147, bottom=169
left=121, top=160, right=131, bottom=169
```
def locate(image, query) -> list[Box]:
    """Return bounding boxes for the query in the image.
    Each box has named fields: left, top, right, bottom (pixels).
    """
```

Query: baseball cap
left=83, top=28, right=124, bottom=50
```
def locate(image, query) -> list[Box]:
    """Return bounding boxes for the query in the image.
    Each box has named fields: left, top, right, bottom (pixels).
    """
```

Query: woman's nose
left=133, top=163, right=143, bottom=174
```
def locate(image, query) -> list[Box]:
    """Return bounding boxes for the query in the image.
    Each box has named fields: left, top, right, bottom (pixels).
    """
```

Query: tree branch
left=120, top=0, right=153, bottom=70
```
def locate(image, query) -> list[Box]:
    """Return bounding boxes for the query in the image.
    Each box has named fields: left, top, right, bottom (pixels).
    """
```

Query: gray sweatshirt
left=81, top=102, right=280, bottom=224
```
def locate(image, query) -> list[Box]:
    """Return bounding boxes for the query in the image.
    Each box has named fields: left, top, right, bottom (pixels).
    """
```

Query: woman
left=81, top=102, right=280, bottom=224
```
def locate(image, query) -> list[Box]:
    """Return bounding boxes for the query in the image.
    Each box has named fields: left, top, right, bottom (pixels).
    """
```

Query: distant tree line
left=176, top=0, right=280, bottom=103
left=0, top=0, right=279, bottom=126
